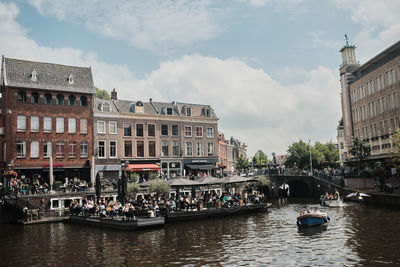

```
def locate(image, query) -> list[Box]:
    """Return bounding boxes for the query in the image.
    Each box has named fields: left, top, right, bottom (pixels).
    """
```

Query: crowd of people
left=70, top=190, right=266, bottom=220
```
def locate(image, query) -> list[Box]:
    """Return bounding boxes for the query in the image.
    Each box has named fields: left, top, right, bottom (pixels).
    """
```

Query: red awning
left=127, top=164, right=161, bottom=171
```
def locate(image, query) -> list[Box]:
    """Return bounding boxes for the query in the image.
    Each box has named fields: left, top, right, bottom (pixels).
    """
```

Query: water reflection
left=1, top=200, right=399, bottom=266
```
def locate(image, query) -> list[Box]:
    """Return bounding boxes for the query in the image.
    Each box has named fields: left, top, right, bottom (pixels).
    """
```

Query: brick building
left=0, top=56, right=95, bottom=182
left=339, top=40, right=400, bottom=164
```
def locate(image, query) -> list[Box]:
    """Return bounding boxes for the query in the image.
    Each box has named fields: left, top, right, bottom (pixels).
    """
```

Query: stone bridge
left=266, top=174, right=344, bottom=198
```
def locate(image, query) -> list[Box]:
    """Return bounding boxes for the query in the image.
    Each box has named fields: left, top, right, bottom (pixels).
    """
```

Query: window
left=184, top=126, right=192, bottom=137
left=124, top=123, right=132, bottom=136
left=68, top=142, right=77, bottom=158
left=206, top=127, right=214, bottom=138
left=31, top=141, right=39, bottom=158
left=161, top=125, right=168, bottom=136
left=80, top=119, right=88, bottom=134
left=30, top=116, right=39, bottom=132
left=196, top=126, right=203, bottom=137
left=186, top=108, right=192, bottom=116
left=167, top=107, right=173, bottom=115
left=56, top=117, right=64, bottom=133
left=148, top=124, right=155, bottom=137
left=80, top=96, right=88, bottom=106
left=31, top=92, right=39, bottom=103
left=68, top=95, right=76, bottom=106
left=110, top=141, right=117, bottom=158
left=44, top=93, right=52, bottom=104
left=161, top=140, right=169, bottom=157
left=185, top=142, right=192, bottom=156
left=56, top=142, right=65, bottom=158
left=196, top=142, right=203, bottom=156
left=80, top=141, right=88, bottom=158
left=137, top=141, right=144, bottom=157
left=17, top=115, right=26, bottom=132
left=136, top=124, right=144, bottom=137
left=208, top=142, right=214, bottom=156
left=109, top=121, right=117, bottom=134
left=44, top=141, right=52, bottom=158
left=124, top=141, right=132, bottom=157
left=205, top=109, right=211, bottom=118
left=68, top=118, right=76, bottom=133
left=172, top=125, right=179, bottom=136
left=30, top=69, right=37, bottom=81
left=56, top=94, right=64, bottom=105
left=67, top=73, right=74, bottom=84
left=172, top=141, right=179, bottom=157
left=17, top=141, right=26, bottom=158
left=98, top=141, right=105, bottom=158
left=97, top=121, right=106, bottom=134
left=44, top=117, right=52, bottom=132
left=149, top=141, right=156, bottom=157
left=17, top=91, right=26, bottom=102
left=101, top=102, right=111, bottom=112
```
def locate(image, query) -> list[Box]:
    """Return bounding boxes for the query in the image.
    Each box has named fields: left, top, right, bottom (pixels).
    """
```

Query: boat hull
left=69, top=215, right=165, bottom=231
left=297, top=213, right=329, bottom=227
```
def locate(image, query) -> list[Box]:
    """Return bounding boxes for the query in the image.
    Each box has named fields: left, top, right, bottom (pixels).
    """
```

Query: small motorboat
left=320, top=195, right=343, bottom=207
left=297, top=212, right=330, bottom=227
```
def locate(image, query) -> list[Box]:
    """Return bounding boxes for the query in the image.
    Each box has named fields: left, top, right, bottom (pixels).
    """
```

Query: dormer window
left=186, top=107, right=192, bottom=117
left=30, top=69, right=37, bottom=82
left=132, top=101, right=144, bottom=113
left=205, top=109, right=211, bottom=118
left=67, top=73, right=74, bottom=84
left=99, top=102, right=111, bottom=112
left=167, top=107, right=173, bottom=115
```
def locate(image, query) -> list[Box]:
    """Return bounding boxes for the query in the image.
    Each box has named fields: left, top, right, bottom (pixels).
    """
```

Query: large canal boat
left=165, top=202, right=271, bottom=223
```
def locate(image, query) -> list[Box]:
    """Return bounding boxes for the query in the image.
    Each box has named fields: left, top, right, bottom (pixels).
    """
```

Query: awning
left=186, top=164, right=216, bottom=170
left=127, top=164, right=160, bottom=171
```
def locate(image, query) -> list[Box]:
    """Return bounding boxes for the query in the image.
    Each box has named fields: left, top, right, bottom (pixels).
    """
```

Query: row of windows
left=16, top=140, right=89, bottom=159
left=17, top=91, right=88, bottom=106
left=17, top=115, right=88, bottom=134
left=351, top=66, right=399, bottom=103
left=117, top=123, right=214, bottom=138
left=355, top=116, right=400, bottom=139
left=352, top=92, right=399, bottom=123
left=98, top=140, right=215, bottom=159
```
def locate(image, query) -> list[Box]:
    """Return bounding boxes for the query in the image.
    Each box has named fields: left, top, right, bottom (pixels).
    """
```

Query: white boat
left=320, top=195, right=343, bottom=207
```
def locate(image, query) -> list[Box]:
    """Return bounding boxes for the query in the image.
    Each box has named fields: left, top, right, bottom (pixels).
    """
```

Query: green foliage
left=236, top=154, right=250, bottom=170
left=349, top=137, right=371, bottom=164
left=148, top=180, right=170, bottom=195
left=95, top=87, right=111, bottom=100
left=390, top=130, right=400, bottom=168
left=149, top=173, right=158, bottom=180
left=127, top=182, right=140, bottom=196
left=285, top=139, right=339, bottom=169
left=129, top=173, right=139, bottom=183
left=252, top=150, right=269, bottom=166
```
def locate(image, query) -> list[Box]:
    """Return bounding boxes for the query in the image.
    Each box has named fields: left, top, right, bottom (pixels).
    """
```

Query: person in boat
left=334, top=190, right=340, bottom=199
left=306, top=208, right=311, bottom=213
left=299, top=209, right=304, bottom=215
left=313, top=207, right=320, bottom=214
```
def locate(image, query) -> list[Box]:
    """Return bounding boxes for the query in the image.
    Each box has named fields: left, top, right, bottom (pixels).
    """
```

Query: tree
left=95, top=87, right=111, bottom=99
left=127, top=182, right=140, bottom=196
left=314, top=141, right=339, bottom=168
left=390, top=130, right=400, bottom=169
left=349, top=137, right=371, bottom=189
left=236, top=155, right=249, bottom=171
left=285, top=140, right=323, bottom=170
left=148, top=180, right=170, bottom=195
left=252, top=151, right=269, bottom=166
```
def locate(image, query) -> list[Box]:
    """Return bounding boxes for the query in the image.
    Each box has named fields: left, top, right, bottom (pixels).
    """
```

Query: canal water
left=1, top=199, right=399, bottom=266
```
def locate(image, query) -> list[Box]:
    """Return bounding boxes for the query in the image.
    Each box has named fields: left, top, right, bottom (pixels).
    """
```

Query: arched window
left=68, top=95, right=76, bottom=106
left=44, top=93, right=52, bottom=104
left=31, top=92, right=39, bottom=103
left=80, top=96, right=88, bottom=106
left=56, top=94, right=64, bottom=105
left=17, top=91, right=26, bottom=103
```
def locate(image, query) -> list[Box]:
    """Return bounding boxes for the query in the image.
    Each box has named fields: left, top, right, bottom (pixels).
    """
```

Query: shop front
left=160, top=160, right=183, bottom=179
left=125, top=160, right=161, bottom=181
left=95, top=165, right=121, bottom=180
left=183, top=158, right=218, bottom=177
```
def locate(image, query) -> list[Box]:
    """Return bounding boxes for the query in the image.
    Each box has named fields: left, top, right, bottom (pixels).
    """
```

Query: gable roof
left=2, top=56, right=95, bottom=94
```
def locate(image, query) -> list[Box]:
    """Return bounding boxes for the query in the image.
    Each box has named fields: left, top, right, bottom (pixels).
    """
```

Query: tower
left=339, top=35, right=360, bottom=155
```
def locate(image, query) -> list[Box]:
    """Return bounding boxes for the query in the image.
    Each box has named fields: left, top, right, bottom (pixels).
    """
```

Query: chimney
left=111, top=88, right=117, bottom=100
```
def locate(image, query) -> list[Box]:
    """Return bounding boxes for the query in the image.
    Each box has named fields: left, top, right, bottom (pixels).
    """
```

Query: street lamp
left=309, top=139, right=313, bottom=176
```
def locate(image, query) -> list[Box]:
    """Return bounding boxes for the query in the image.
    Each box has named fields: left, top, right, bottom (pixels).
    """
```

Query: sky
left=1, top=0, right=400, bottom=158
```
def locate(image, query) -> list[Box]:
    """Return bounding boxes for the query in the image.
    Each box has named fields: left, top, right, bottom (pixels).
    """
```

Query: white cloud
left=27, top=0, right=223, bottom=55
left=332, top=0, right=400, bottom=62
left=0, top=1, right=341, bottom=156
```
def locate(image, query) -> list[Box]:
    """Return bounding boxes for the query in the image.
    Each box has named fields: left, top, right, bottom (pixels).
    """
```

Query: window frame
left=97, top=121, right=106, bottom=134
left=184, top=126, right=192, bottom=137
left=195, top=126, right=203, bottom=137
left=97, top=140, right=106, bottom=158
left=68, top=118, right=76, bottom=134
left=30, top=116, right=39, bottom=132
left=109, top=121, right=117, bottom=135
left=148, top=124, right=156, bottom=137
left=80, top=141, right=88, bottom=158
left=136, top=123, right=144, bottom=137
left=44, top=117, right=52, bottom=133
left=17, top=140, right=26, bottom=158
left=56, top=117, right=64, bottom=133
left=123, top=123, right=132, bottom=137
left=17, top=115, right=26, bottom=132
left=109, top=140, right=117, bottom=158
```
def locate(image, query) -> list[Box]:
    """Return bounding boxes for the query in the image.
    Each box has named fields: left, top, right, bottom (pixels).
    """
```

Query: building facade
left=0, top=56, right=95, bottom=181
left=339, top=40, right=400, bottom=164
left=93, top=92, right=219, bottom=179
